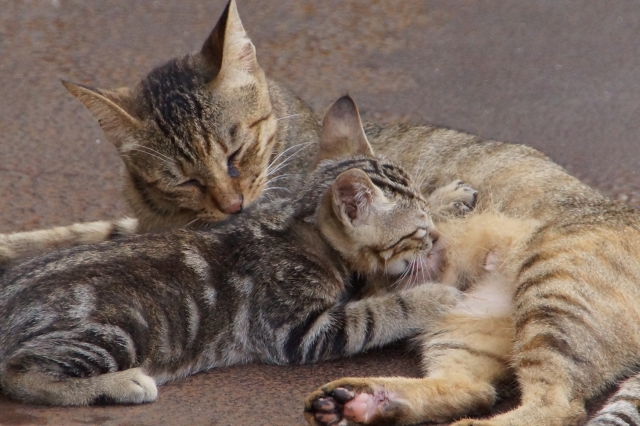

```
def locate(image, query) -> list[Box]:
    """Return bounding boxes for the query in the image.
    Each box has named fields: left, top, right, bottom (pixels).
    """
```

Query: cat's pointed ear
left=203, top=0, right=263, bottom=90
left=314, top=95, right=374, bottom=167
left=332, top=168, right=380, bottom=227
left=62, top=80, right=142, bottom=149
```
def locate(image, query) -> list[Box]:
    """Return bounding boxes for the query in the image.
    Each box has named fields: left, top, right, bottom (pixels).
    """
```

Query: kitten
left=0, top=0, right=321, bottom=268
left=306, top=211, right=541, bottom=425
left=0, top=96, right=463, bottom=406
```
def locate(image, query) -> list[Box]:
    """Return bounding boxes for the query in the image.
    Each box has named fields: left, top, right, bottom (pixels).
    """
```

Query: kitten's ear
left=202, top=0, right=263, bottom=90
left=62, top=80, right=142, bottom=149
left=332, top=168, right=380, bottom=227
left=314, top=95, right=374, bottom=167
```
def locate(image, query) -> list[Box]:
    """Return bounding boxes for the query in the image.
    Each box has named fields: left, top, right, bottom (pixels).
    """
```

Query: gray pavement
left=1, top=1, right=639, bottom=425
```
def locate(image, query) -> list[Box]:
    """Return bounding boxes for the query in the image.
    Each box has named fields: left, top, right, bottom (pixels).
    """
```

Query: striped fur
left=587, top=375, right=640, bottom=425
left=0, top=0, right=320, bottom=269
left=1, top=2, right=640, bottom=423
left=0, top=97, right=462, bottom=406
left=307, top=120, right=640, bottom=425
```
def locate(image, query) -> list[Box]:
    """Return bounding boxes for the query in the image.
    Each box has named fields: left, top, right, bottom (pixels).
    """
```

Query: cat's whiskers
left=266, top=142, right=313, bottom=176
left=128, top=148, right=174, bottom=167
left=130, top=144, right=174, bottom=164
left=266, top=141, right=312, bottom=171
left=264, top=174, right=293, bottom=187
left=275, top=113, right=303, bottom=122
left=262, top=186, right=290, bottom=193
left=184, top=218, right=201, bottom=229
left=393, top=255, right=415, bottom=289
left=417, top=255, right=427, bottom=286
left=164, top=177, right=182, bottom=192
left=267, top=149, right=306, bottom=177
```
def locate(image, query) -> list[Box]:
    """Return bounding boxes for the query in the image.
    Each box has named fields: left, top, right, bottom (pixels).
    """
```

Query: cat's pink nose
left=221, top=195, right=243, bottom=214
left=429, top=228, right=440, bottom=244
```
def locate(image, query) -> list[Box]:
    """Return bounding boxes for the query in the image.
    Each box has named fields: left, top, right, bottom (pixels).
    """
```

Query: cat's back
left=0, top=229, right=211, bottom=299
left=366, top=122, right=621, bottom=223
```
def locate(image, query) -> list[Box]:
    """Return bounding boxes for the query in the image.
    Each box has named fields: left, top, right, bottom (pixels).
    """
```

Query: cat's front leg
left=295, top=284, right=462, bottom=364
left=305, top=314, right=513, bottom=426
left=427, top=179, right=478, bottom=221
left=305, top=375, right=501, bottom=426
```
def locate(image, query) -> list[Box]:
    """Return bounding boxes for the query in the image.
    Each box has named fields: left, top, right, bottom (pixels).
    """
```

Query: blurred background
left=1, top=1, right=639, bottom=424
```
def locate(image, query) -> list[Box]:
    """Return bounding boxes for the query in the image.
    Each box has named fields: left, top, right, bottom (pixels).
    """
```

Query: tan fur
left=0, top=218, right=138, bottom=266
left=307, top=181, right=640, bottom=426
left=307, top=212, right=536, bottom=425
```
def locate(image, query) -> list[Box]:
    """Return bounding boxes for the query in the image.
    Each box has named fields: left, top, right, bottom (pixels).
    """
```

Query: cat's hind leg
left=0, top=335, right=156, bottom=406
left=452, top=227, right=640, bottom=426
left=1, top=366, right=157, bottom=406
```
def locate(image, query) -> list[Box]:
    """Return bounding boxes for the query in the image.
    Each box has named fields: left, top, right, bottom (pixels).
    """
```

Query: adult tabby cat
left=0, top=96, right=467, bottom=406
left=0, top=0, right=320, bottom=269
left=306, top=131, right=640, bottom=424
left=3, top=1, right=640, bottom=424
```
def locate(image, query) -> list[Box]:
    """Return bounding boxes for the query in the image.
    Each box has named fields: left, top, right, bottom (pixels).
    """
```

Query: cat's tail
left=586, top=373, right=640, bottom=425
left=0, top=218, right=138, bottom=270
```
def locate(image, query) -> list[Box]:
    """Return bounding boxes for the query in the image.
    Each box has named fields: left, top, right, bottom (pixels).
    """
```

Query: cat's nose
left=221, top=195, right=244, bottom=214
left=429, top=228, right=440, bottom=244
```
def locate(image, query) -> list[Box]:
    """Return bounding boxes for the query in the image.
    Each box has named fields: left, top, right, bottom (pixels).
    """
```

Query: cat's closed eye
left=179, top=179, right=205, bottom=190
left=228, top=148, right=241, bottom=178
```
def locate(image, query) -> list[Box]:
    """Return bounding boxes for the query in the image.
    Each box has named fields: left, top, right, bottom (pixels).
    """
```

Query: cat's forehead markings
left=248, top=111, right=274, bottom=129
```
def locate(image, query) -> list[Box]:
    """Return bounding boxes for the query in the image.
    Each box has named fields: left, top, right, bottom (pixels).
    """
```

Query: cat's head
left=301, top=96, right=440, bottom=278
left=63, top=0, right=276, bottom=227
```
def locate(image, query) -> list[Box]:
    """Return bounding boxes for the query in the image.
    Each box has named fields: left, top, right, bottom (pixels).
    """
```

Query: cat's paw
left=428, top=180, right=478, bottom=218
left=98, top=368, right=158, bottom=404
left=305, top=379, right=397, bottom=425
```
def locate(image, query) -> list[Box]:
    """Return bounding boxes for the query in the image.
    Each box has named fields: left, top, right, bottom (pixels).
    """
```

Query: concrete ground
left=1, top=0, right=639, bottom=425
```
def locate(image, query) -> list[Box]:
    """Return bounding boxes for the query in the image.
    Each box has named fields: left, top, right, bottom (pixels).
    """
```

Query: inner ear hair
left=61, top=81, right=142, bottom=149
left=332, top=168, right=377, bottom=227
left=313, top=95, right=374, bottom=167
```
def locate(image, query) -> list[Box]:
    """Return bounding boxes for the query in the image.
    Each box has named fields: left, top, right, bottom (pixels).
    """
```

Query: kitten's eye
left=229, top=124, right=238, bottom=138
left=228, top=148, right=241, bottom=178
left=179, top=179, right=205, bottom=190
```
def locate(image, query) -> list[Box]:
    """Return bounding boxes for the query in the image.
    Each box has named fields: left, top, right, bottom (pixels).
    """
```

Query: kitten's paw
left=428, top=180, right=478, bottom=218
left=305, top=380, right=398, bottom=425
left=98, top=368, right=158, bottom=404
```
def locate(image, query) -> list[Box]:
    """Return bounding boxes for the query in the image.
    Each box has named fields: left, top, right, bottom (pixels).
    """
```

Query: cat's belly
left=450, top=273, right=513, bottom=319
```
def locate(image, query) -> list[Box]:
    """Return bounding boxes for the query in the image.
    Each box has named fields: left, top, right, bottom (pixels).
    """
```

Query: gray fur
left=0, top=152, right=457, bottom=406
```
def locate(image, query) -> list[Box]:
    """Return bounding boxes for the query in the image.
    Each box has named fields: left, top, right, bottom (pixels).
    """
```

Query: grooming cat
left=0, top=0, right=321, bottom=269
left=0, top=96, right=469, bottom=406
left=306, top=211, right=541, bottom=425
left=3, top=1, right=640, bottom=424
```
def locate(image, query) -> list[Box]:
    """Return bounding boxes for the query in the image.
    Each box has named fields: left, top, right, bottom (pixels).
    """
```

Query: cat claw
left=429, top=179, right=479, bottom=217
left=452, top=180, right=479, bottom=214
left=308, top=387, right=357, bottom=425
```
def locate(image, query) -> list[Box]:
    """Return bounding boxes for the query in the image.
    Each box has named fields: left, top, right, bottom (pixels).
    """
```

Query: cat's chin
left=390, top=241, right=447, bottom=290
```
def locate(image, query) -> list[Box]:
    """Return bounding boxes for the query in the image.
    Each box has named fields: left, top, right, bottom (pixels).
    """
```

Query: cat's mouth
left=390, top=239, right=446, bottom=289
